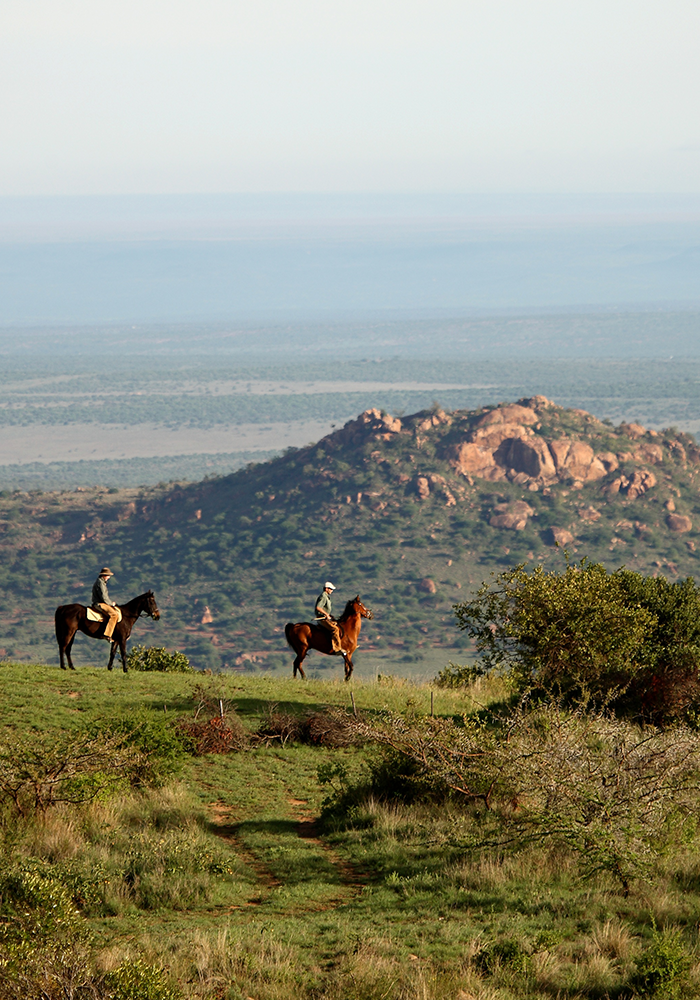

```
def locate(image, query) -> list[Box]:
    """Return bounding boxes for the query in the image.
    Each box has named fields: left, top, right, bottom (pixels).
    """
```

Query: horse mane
left=118, top=591, right=154, bottom=614
left=338, top=597, right=359, bottom=621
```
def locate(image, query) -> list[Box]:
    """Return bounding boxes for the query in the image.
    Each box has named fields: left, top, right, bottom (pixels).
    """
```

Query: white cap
left=324, top=581, right=336, bottom=590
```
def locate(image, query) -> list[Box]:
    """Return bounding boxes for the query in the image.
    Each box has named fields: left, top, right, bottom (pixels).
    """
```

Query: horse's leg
left=293, top=644, right=308, bottom=680
left=107, top=641, right=117, bottom=671
left=343, top=653, right=354, bottom=682
left=65, top=635, right=77, bottom=671
left=119, top=637, right=128, bottom=673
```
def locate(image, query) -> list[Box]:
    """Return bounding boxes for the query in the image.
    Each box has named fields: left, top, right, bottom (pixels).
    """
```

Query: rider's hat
left=99, top=567, right=114, bottom=578
left=324, top=581, right=336, bottom=590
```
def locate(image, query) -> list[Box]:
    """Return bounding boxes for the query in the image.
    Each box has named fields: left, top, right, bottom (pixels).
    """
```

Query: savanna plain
left=3, top=658, right=700, bottom=1000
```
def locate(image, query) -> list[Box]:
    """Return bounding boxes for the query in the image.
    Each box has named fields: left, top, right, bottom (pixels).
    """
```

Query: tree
left=453, top=561, right=700, bottom=717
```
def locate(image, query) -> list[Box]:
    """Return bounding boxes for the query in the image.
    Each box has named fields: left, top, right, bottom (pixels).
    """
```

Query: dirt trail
left=207, top=797, right=368, bottom=913
left=209, top=800, right=281, bottom=906
left=286, top=797, right=370, bottom=893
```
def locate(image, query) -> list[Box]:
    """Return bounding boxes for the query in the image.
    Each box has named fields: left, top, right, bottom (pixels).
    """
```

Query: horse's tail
left=285, top=622, right=296, bottom=648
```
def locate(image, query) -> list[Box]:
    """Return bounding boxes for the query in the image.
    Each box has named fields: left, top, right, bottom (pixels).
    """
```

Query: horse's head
left=353, top=595, right=373, bottom=620
left=145, top=590, right=161, bottom=620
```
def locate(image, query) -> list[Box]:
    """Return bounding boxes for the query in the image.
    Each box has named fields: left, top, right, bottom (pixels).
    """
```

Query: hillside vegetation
left=1, top=396, right=699, bottom=670
left=4, top=664, right=700, bottom=999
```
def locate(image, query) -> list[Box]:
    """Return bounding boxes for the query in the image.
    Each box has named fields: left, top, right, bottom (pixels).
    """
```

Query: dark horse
left=55, top=591, right=161, bottom=672
left=285, top=595, right=373, bottom=681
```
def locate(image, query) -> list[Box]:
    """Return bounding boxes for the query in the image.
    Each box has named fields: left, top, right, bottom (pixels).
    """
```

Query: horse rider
left=92, top=567, right=121, bottom=641
left=315, top=581, right=343, bottom=654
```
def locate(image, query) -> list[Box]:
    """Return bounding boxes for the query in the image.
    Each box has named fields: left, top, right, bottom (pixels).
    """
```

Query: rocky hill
left=1, top=396, right=699, bottom=671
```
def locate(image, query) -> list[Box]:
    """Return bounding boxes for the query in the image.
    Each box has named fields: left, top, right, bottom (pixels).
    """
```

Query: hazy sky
left=1, top=0, right=699, bottom=195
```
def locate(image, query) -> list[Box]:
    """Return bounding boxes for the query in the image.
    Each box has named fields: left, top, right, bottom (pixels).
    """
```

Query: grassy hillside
left=4, top=663, right=700, bottom=1000
left=1, top=396, right=699, bottom=671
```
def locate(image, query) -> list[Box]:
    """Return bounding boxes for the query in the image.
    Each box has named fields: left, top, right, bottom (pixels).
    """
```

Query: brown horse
left=285, top=595, right=373, bottom=681
left=55, top=591, right=161, bottom=672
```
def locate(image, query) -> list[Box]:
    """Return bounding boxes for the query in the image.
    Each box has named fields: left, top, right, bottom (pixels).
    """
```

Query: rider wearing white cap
left=314, top=581, right=342, bottom=653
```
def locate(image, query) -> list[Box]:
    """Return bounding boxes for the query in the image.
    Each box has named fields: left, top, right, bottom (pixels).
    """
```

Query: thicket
left=126, top=645, right=193, bottom=673
left=454, top=561, right=700, bottom=720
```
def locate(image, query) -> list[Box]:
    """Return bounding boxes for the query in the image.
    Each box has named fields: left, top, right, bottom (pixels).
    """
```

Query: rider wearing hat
left=91, top=567, right=121, bottom=640
left=315, top=581, right=343, bottom=654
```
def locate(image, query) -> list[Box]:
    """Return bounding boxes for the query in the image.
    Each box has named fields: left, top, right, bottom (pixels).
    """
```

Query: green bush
left=0, top=865, right=82, bottom=945
left=454, top=561, right=700, bottom=717
left=104, top=959, right=181, bottom=1000
left=91, top=716, right=193, bottom=783
left=474, top=938, right=530, bottom=976
left=126, top=646, right=193, bottom=673
left=630, top=928, right=691, bottom=999
left=434, top=661, right=484, bottom=688
left=0, top=730, right=146, bottom=816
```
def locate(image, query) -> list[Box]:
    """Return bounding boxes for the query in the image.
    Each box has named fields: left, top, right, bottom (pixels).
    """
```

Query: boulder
left=550, top=439, right=607, bottom=482
left=548, top=527, right=574, bottom=546
left=597, top=452, right=619, bottom=473
left=620, top=422, right=648, bottom=439
left=449, top=442, right=503, bottom=479
left=416, top=409, right=451, bottom=432
left=625, top=469, right=657, bottom=500
left=500, top=436, right=556, bottom=480
left=469, top=423, right=532, bottom=451
left=665, top=498, right=676, bottom=512
left=341, top=408, right=403, bottom=444
left=473, top=404, right=539, bottom=429
left=667, top=514, right=692, bottom=533
left=489, top=500, right=535, bottom=531
left=419, top=577, right=437, bottom=594
left=578, top=506, right=601, bottom=522
left=415, top=476, right=430, bottom=499
left=634, top=443, right=664, bottom=465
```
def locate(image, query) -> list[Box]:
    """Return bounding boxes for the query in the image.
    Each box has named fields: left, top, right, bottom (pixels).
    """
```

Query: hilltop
left=1, top=396, right=699, bottom=670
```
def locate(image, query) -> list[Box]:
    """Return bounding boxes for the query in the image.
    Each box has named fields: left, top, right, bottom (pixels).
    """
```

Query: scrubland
left=2, top=663, right=700, bottom=999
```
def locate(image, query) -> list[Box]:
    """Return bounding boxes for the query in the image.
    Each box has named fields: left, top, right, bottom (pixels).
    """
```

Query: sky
left=2, top=0, right=699, bottom=196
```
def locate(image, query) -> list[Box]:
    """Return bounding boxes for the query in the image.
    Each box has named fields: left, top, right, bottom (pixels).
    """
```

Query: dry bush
left=24, top=807, right=87, bottom=862
left=256, top=707, right=362, bottom=747
left=175, top=686, right=248, bottom=754
left=0, top=731, right=146, bottom=817
left=354, top=699, right=700, bottom=892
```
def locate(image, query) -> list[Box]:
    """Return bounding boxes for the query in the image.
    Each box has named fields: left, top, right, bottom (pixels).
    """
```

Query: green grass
left=4, top=662, right=700, bottom=999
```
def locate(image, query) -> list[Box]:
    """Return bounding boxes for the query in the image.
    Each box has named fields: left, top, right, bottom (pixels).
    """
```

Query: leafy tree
left=454, top=561, right=700, bottom=718
left=454, top=560, right=655, bottom=695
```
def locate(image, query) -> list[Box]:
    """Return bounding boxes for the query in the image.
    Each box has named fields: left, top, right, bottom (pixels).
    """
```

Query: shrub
left=434, top=661, right=484, bottom=688
left=454, top=562, right=700, bottom=718
left=0, top=864, right=82, bottom=945
left=126, top=646, right=193, bottom=673
left=104, top=959, right=181, bottom=1000
left=454, top=560, right=655, bottom=696
left=474, top=938, right=530, bottom=976
left=353, top=699, right=700, bottom=892
left=91, top=716, right=191, bottom=783
left=0, top=730, right=146, bottom=816
left=630, top=927, right=691, bottom=999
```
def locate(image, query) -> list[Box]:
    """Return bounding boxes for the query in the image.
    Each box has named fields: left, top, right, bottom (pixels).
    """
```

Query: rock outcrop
left=548, top=527, right=575, bottom=546
left=667, top=514, right=692, bottom=533
left=438, top=397, right=672, bottom=498
left=489, top=500, right=535, bottom=530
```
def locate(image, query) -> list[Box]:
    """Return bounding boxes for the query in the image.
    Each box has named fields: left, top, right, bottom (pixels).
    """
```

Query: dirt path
left=286, top=797, right=370, bottom=893
left=209, top=800, right=282, bottom=907
left=207, top=796, right=368, bottom=914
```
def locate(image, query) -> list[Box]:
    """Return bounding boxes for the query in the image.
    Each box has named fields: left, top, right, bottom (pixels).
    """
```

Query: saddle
left=86, top=606, right=122, bottom=623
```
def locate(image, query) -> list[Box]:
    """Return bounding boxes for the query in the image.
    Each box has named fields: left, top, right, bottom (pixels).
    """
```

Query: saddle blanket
left=86, top=606, right=123, bottom=623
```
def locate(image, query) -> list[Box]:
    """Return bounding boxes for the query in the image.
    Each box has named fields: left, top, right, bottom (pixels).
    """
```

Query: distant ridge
left=1, top=399, right=699, bottom=671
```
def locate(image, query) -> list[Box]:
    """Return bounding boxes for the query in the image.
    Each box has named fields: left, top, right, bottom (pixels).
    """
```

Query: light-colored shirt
left=315, top=591, right=333, bottom=617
